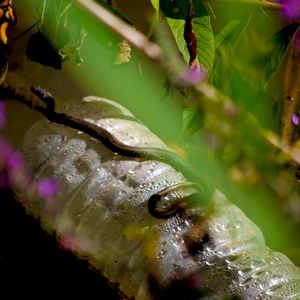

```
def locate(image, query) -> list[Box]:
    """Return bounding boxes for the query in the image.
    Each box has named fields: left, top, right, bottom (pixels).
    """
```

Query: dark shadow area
left=0, top=188, right=121, bottom=299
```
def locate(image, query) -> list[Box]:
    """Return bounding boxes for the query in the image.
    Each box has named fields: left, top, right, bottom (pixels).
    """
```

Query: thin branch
left=72, top=0, right=164, bottom=64
left=194, top=0, right=281, bottom=10
left=281, top=43, right=300, bottom=143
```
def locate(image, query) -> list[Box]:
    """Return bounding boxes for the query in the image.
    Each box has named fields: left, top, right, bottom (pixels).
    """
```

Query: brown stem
left=281, top=42, right=300, bottom=144
left=194, top=0, right=281, bottom=10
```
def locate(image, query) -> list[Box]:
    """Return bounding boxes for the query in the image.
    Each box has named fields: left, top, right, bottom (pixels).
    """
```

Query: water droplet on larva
left=270, top=274, right=283, bottom=285
left=265, top=283, right=284, bottom=295
left=173, top=225, right=182, bottom=233
left=239, top=277, right=253, bottom=287
left=234, top=221, right=242, bottom=228
left=238, top=268, right=253, bottom=277
left=259, top=279, right=273, bottom=291
left=173, top=237, right=184, bottom=246
left=118, top=202, right=127, bottom=212
left=269, top=255, right=282, bottom=265
left=205, top=255, right=219, bottom=266
left=226, top=255, right=240, bottom=264
left=250, top=258, right=266, bottom=269
left=181, top=251, right=189, bottom=258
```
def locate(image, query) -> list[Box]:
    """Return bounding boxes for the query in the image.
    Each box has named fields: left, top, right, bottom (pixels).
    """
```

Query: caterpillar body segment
left=21, top=97, right=300, bottom=299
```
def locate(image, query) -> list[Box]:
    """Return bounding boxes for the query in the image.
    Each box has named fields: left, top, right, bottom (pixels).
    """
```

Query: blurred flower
left=0, top=134, right=53, bottom=200
left=0, top=100, right=6, bottom=129
left=7, top=151, right=24, bottom=169
left=0, top=136, right=24, bottom=169
left=278, top=0, right=300, bottom=21
left=0, top=101, right=58, bottom=202
left=37, top=178, right=59, bottom=199
left=292, top=114, right=299, bottom=125
left=185, top=63, right=207, bottom=84
left=177, top=63, right=207, bottom=86
left=224, top=100, right=237, bottom=117
left=0, top=134, right=29, bottom=189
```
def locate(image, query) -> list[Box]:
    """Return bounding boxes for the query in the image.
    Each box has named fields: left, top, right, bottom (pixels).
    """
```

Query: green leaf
left=232, top=23, right=300, bottom=110
left=160, top=0, right=214, bottom=75
left=182, top=94, right=204, bottom=139
left=215, top=15, right=252, bottom=54
left=150, top=0, right=160, bottom=22
left=148, top=0, right=160, bottom=39
left=251, top=23, right=299, bottom=84
left=212, top=15, right=252, bottom=92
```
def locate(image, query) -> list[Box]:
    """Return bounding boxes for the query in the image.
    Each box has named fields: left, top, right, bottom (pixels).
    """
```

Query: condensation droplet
left=118, top=202, right=127, bottom=212
left=181, top=251, right=189, bottom=258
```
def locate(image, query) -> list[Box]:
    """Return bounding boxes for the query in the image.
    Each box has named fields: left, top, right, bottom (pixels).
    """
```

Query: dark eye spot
left=183, top=221, right=210, bottom=256
left=186, top=234, right=210, bottom=256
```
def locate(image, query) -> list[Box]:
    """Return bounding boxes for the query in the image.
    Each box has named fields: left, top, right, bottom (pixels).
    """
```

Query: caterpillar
left=20, top=95, right=300, bottom=299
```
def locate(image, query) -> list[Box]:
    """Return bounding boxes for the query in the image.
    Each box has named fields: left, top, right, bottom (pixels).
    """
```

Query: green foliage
left=160, top=0, right=214, bottom=75
left=231, top=23, right=300, bottom=110
left=212, top=15, right=253, bottom=94
left=252, top=24, right=299, bottom=84
left=182, top=94, right=204, bottom=139
left=150, top=0, right=160, bottom=21
left=161, top=2, right=298, bottom=133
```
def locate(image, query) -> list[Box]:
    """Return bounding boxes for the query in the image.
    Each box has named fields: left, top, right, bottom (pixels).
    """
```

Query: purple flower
left=0, top=135, right=24, bottom=169
left=185, top=64, right=207, bottom=84
left=37, top=178, right=59, bottom=199
left=7, top=151, right=24, bottom=169
left=292, top=114, right=299, bottom=125
left=0, top=100, right=5, bottom=129
left=224, top=100, right=237, bottom=117
left=177, top=63, right=207, bottom=86
left=279, top=0, right=300, bottom=21
left=0, top=133, right=59, bottom=203
left=0, top=135, right=12, bottom=160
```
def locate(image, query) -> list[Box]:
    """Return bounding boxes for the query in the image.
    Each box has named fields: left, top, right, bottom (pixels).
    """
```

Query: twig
left=194, top=0, right=281, bottom=10
left=281, top=42, right=300, bottom=143
left=72, top=0, right=164, bottom=64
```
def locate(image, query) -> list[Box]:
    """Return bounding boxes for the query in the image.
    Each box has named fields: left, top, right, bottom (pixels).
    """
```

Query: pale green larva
left=21, top=96, right=300, bottom=299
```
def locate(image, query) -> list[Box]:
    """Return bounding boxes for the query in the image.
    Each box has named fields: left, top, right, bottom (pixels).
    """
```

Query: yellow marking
left=165, top=141, right=187, bottom=159
left=0, top=0, right=15, bottom=44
